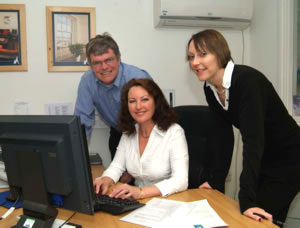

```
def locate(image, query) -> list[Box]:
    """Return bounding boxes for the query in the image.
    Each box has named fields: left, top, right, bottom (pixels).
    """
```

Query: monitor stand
left=11, top=149, right=58, bottom=228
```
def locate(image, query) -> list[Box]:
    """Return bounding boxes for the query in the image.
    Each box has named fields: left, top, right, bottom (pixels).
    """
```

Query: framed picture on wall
left=0, top=4, right=27, bottom=71
left=46, top=6, right=95, bottom=72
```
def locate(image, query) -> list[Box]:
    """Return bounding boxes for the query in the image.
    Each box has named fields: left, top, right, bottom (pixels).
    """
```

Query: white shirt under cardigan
left=206, top=60, right=234, bottom=110
left=101, top=123, right=189, bottom=197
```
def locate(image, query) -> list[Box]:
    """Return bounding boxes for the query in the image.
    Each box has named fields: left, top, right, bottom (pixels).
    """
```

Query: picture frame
left=0, top=4, right=27, bottom=71
left=46, top=6, right=95, bottom=72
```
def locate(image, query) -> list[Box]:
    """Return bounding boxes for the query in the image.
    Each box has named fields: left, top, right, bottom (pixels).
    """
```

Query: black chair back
left=174, top=105, right=212, bottom=189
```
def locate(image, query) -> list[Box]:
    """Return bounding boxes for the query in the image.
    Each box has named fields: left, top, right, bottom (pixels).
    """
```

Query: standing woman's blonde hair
left=187, top=29, right=233, bottom=68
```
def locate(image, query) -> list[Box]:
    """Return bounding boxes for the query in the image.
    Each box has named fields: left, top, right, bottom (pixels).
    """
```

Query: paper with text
left=154, top=199, right=227, bottom=228
left=120, top=198, right=186, bottom=227
left=120, top=198, right=227, bottom=228
left=44, top=103, right=73, bottom=115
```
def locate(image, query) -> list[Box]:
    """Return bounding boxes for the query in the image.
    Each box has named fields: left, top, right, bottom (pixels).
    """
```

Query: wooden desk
left=0, top=165, right=278, bottom=228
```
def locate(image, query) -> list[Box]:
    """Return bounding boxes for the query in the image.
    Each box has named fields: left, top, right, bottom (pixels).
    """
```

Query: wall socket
left=163, top=89, right=175, bottom=107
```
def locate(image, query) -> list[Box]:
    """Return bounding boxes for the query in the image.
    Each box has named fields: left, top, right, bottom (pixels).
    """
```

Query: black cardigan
left=204, top=64, right=300, bottom=213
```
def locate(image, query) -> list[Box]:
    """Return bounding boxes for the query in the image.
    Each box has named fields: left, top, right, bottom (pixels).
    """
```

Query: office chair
left=174, top=105, right=233, bottom=191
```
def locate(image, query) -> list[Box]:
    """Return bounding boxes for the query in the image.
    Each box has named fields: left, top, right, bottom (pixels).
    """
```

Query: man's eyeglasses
left=91, top=57, right=116, bottom=67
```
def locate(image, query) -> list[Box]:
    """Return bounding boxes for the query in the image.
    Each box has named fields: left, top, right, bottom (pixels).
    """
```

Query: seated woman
left=94, top=78, right=189, bottom=200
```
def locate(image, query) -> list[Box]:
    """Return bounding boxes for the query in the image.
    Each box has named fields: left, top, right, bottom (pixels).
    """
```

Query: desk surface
left=0, top=165, right=278, bottom=228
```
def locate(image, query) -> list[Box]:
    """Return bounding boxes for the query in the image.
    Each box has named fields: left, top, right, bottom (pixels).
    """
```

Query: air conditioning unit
left=153, top=0, right=253, bottom=30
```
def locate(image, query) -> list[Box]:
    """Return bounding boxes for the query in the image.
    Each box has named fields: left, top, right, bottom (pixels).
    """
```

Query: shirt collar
left=152, top=125, right=165, bottom=137
left=113, top=63, right=123, bottom=88
left=223, top=60, right=234, bottom=89
left=135, top=124, right=165, bottom=137
left=205, top=60, right=234, bottom=111
left=206, top=60, right=234, bottom=89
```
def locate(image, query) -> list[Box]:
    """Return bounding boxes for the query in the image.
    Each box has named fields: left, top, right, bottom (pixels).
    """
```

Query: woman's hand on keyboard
left=198, top=181, right=212, bottom=189
left=109, top=184, right=140, bottom=200
left=94, top=176, right=114, bottom=194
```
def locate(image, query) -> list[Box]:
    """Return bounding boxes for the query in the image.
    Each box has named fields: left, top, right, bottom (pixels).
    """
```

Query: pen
left=253, top=212, right=266, bottom=219
left=253, top=213, right=285, bottom=226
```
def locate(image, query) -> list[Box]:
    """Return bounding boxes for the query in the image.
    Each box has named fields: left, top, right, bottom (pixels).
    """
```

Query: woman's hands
left=198, top=183, right=273, bottom=223
left=94, top=177, right=160, bottom=200
left=109, top=184, right=141, bottom=200
left=243, top=207, right=273, bottom=222
left=93, top=176, right=114, bottom=195
left=198, top=181, right=212, bottom=189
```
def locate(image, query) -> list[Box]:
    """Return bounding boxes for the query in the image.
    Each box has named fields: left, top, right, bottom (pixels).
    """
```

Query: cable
left=232, top=30, right=246, bottom=201
left=0, top=193, right=20, bottom=220
left=58, top=211, right=77, bottom=228
left=241, top=30, right=245, bottom=64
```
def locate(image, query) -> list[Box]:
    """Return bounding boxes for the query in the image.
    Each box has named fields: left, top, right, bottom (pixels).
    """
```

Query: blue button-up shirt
left=74, top=62, right=152, bottom=138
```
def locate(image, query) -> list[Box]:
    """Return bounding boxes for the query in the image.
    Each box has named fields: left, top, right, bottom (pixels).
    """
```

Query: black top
left=204, top=64, right=300, bottom=212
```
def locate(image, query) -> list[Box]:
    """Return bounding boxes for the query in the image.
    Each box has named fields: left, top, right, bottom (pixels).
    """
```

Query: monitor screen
left=0, top=115, right=95, bottom=227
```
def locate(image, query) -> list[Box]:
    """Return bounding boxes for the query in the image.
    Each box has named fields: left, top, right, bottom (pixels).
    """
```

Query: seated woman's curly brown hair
left=118, top=78, right=177, bottom=135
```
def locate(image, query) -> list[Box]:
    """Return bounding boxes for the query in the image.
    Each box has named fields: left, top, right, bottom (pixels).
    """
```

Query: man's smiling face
left=90, top=48, right=121, bottom=85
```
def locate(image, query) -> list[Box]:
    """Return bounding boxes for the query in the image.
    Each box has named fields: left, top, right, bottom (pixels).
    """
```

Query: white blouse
left=101, top=123, right=189, bottom=197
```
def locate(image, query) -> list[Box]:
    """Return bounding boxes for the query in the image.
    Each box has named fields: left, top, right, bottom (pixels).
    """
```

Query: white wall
left=249, top=0, right=279, bottom=89
left=0, top=0, right=250, bottom=167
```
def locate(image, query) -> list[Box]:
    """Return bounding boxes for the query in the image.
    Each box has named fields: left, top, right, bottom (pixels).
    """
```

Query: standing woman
left=186, top=29, right=300, bottom=227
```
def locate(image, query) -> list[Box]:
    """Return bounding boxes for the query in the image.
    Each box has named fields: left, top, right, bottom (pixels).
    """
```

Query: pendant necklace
left=139, top=129, right=150, bottom=138
left=216, top=87, right=225, bottom=94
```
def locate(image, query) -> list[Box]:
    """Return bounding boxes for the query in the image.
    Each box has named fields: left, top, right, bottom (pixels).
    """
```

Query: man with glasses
left=74, top=33, right=152, bottom=174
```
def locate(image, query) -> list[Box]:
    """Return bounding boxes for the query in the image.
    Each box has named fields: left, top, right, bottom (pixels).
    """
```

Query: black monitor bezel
left=0, top=115, right=95, bottom=217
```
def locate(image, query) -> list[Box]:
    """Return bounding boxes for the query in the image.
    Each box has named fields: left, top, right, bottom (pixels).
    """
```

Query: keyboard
left=94, top=194, right=145, bottom=215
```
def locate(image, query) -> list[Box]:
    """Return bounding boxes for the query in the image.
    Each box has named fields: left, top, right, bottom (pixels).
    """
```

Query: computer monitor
left=0, top=115, right=95, bottom=228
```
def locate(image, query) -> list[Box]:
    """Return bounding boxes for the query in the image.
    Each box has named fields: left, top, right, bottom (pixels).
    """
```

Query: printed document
left=121, top=198, right=186, bottom=227
left=120, top=198, right=227, bottom=228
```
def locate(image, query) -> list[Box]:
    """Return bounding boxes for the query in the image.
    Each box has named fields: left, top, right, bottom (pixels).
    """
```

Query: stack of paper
left=120, top=198, right=227, bottom=228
